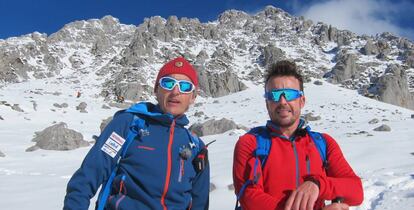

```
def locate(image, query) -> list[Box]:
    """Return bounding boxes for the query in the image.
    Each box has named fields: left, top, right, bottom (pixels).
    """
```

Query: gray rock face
left=196, top=63, right=246, bottom=98
left=76, top=102, right=88, bottom=113
left=327, top=51, right=360, bottom=83
left=313, top=24, right=354, bottom=46
left=260, top=44, right=286, bottom=67
left=189, top=118, right=239, bottom=137
left=373, top=124, right=391, bottom=132
left=100, top=116, right=113, bottom=132
left=26, top=122, right=89, bottom=151
left=361, top=39, right=379, bottom=55
left=368, top=118, right=379, bottom=124
left=1, top=6, right=413, bottom=111
left=1, top=16, right=133, bottom=84
left=369, top=64, right=414, bottom=109
left=303, top=113, right=321, bottom=121
left=313, top=80, right=323, bottom=85
left=103, top=66, right=153, bottom=101
left=0, top=150, right=5, bottom=157
left=11, top=104, right=24, bottom=112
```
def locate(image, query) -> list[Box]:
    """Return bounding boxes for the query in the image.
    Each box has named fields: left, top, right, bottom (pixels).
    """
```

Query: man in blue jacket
left=64, top=57, right=210, bottom=210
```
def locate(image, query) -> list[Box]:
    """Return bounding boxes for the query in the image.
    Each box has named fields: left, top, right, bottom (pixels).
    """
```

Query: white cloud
left=298, top=0, right=414, bottom=41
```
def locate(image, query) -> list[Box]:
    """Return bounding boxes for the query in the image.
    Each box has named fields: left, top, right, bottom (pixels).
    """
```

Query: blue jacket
left=64, top=102, right=210, bottom=210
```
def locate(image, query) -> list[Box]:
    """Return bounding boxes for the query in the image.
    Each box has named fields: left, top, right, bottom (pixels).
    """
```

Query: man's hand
left=284, top=181, right=319, bottom=210
left=322, top=203, right=349, bottom=210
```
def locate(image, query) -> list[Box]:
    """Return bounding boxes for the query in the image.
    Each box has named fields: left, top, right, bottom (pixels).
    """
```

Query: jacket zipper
left=291, top=139, right=300, bottom=188
left=160, top=119, right=176, bottom=210
left=306, top=155, right=310, bottom=174
left=115, top=175, right=126, bottom=210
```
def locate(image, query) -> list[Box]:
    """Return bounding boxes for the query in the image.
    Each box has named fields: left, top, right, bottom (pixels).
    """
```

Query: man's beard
left=270, top=105, right=297, bottom=128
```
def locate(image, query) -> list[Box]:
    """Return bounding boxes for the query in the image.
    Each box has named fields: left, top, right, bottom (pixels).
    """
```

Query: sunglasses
left=159, top=76, right=195, bottom=94
left=264, top=88, right=303, bottom=102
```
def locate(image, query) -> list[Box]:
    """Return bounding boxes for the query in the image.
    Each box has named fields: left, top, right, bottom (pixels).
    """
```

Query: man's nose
left=278, top=94, right=288, bottom=104
left=171, top=85, right=181, bottom=94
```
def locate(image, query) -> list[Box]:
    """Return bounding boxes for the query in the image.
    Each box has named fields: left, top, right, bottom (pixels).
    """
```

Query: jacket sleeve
left=311, top=134, right=364, bottom=206
left=63, top=112, right=133, bottom=210
left=233, top=134, right=281, bottom=210
left=191, top=141, right=210, bottom=210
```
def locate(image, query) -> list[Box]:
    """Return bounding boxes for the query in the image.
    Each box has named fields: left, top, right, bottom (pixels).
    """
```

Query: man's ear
left=300, top=95, right=306, bottom=108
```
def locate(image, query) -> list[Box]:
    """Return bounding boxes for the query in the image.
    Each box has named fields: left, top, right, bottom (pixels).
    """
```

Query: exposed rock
left=69, top=53, right=84, bottom=69
left=313, top=24, right=354, bottom=46
left=368, top=118, right=379, bottom=124
left=194, top=102, right=203, bottom=107
left=303, top=113, right=321, bottom=121
left=196, top=50, right=209, bottom=62
left=228, top=183, right=235, bottom=190
left=406, top=55, right=414, bottom=68
left=210, top=183, right=217, bottom=192
left=189, top=118, right=239, bottom=137
left=248, top=67, right=263, bottom=82
left=376, top=39, right=391, bottom=56
left=196, top=62, right=246, bottom=98
left=313, top=80, right=323, bottom=85
left=100, top=116, right=113, bottom=132
left=369, top=64, right=414, bottom=109
left=411, top=114, right=414, bottom=119
left=11, top=104, right=24, bottom=112
left=0, top=150, right=5, bottom=157
left=31, top=100, right=38, bottom=111
left=373, top=124, right=391, bottom=132
left=53, top=103, right=68, bottom=108
left=26, top=122, right=89, bottom=151
left=194, top=111, right=204, bottom=117
left=327, top=51, right=360, bottom=83
left=259, top=44, right=286, bottom=67
left=0, top=115, right=3, bottom=120
left=102, top=104, right=111, bottom=109
left=361, top=39, right=379, bottom=55
left=76, top=102, right=88, bottom=113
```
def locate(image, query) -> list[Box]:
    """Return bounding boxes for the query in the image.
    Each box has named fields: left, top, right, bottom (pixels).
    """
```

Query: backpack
left=96, top=109, right=202, bottom=210
left=234, top=125, right=327, bottom=210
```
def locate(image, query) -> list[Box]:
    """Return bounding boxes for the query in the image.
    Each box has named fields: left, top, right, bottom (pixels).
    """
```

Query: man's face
left=265, top=76, right=305, bottom=128
left=155, top=74, right=196, bottom=116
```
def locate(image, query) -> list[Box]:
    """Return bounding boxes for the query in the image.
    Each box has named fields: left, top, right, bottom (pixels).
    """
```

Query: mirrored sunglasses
left=264, top=88, right=303, bottom=102
left=159, top=76, right=195, bottom=93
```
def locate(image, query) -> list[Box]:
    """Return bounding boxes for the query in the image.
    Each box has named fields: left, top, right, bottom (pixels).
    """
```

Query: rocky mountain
left=1, top=6, right=413, bottom=109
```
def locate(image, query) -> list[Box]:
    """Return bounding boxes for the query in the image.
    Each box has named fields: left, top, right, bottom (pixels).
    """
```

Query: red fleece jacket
left=233, top=130, right=363, bottom=210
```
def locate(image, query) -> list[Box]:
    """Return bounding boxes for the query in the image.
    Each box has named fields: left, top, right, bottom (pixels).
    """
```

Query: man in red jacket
left=233, top=60, right=363, bottom=210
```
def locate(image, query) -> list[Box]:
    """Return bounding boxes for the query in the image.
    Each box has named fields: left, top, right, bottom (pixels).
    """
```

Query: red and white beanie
left=154, top=57, right=199, bottom=91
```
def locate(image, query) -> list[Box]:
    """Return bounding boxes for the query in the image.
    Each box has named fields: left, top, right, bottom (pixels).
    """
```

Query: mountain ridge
left=1, top=5, right=413, bottom=109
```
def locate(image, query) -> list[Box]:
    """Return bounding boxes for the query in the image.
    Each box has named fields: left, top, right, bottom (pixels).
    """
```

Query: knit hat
left=154, top=57, right=198, bottom=91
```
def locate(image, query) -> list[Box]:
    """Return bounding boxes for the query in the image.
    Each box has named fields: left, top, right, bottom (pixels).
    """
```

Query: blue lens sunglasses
left=264, top=88, right=303, bottom=102
left=159, top=76, right=195, bottom=94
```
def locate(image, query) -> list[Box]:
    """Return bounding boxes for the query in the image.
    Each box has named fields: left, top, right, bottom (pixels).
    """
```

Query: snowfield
left=1, top=75, right=414, bottom=209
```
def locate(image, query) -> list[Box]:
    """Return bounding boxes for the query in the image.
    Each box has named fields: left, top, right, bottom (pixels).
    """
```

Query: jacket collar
left=125, top=102, right=189, bottom=126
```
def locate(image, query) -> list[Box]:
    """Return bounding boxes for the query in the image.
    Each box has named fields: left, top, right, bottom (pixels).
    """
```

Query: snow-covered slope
left=1, top=75, right=414, bottom=209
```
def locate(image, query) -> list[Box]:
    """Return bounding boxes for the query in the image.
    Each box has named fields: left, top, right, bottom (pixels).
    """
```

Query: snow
left=1, top=72, right=414, bottom=210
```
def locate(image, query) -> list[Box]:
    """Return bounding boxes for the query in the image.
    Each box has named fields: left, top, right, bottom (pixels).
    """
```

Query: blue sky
left=1, top=0, right=413, bottom=41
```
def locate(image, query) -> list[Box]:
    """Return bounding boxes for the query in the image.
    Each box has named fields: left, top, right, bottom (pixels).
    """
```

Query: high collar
left=125, top=102, right=189, bottom=127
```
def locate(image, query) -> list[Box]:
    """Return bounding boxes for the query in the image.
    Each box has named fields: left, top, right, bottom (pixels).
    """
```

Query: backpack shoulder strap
left=97, top=114, right=145, bottom=210
left=305, top=126, right=328, bottom=167
left=235, top=126, right=271, bottom=210
left=249, top=126, right=271, bottom=166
